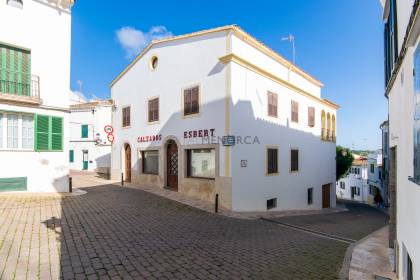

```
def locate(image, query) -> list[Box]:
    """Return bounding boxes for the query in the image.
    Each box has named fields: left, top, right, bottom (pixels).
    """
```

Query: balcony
left=0, top=69, right=41, bottom=105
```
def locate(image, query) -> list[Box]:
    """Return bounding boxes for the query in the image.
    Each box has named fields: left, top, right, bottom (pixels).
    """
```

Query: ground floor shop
left=111, top=129, right=335, bottom=212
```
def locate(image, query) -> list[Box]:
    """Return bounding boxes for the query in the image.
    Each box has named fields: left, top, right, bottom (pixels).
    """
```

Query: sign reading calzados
left=137, top=129, right=216, bottom=143
left=137, top=134, right=162, bottom=143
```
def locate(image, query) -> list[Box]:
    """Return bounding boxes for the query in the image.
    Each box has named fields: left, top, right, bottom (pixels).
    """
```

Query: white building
left=381, top=120, right=390, bottom=206
left=110, top=25, right=339, bottom=212
left=380, top=0, right=419, bottom=278
left=69, top=99, right=113, bottom=175
left=367, top=151, right=383, bottom=203
left=0, top=0, right=74, bottom=192
left=336, top=155, right=370, bottom=203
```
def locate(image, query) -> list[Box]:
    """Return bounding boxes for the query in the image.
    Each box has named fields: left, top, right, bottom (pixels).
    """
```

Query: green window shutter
left=0, top=177, right=27, bottom=192
left=35, top=115, right=50, bottom=151
left=51, top=117, right=63, bottom=151
left=81, top=124, right=88, bottom=138
left=69, top=150, right=74, bottom=163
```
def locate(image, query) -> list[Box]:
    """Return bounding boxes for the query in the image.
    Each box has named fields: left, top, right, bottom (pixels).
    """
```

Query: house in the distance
left=69, top=93, right=113, bottom=175
left=110, top=25, right=339, bottom=212
left=367, top=151, right=383, bottom=204
left=0, top=0, right=74, bottom=192
left=336, top=154, right=369, bottom=203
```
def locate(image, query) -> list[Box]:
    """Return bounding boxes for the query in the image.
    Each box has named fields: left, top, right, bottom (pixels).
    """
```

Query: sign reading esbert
left=137, top=134, right=162, bottom=143
left=183, top=129, right=215, bottom=138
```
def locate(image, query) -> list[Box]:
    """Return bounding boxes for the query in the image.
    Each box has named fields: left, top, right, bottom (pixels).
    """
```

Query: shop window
left=267, top=148, right=278, bottom=174
left=142, top=150, right=159, bottom=174
left=148, top=98, right=159, bottom=122
left=267, top=91, right=278, bottom=117
left=187, top=148, right=215, bottom=179
left=184, top=86, right=199, bottom=116
left=267, top=198, right=277, bottom=210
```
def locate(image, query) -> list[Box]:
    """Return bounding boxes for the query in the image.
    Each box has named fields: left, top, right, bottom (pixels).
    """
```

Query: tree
left=336, top=146, right=353, bottom=181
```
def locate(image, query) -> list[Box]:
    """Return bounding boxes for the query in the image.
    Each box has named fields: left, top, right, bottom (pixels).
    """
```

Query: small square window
left=148, top=98, right=159, bottom=123
left=184, top=86, right=199, bottom=116
left=267, top=198, right=277, bottom=210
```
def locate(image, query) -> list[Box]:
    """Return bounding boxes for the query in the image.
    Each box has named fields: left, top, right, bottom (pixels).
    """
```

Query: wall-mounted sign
left=104, top=125, right=114, bottom=134
left=222, top=135, right=235, bottom=146
left=184, top=129, right=215, bottom=138
left=241, top=160, right=247, bottom=168
left=104, top=125, right=114, bottom=143
left=137, top=134, right=162, bottom=143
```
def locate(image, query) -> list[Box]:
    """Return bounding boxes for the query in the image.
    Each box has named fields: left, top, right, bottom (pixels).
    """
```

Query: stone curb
left=339, top=225, right=389, bottom=280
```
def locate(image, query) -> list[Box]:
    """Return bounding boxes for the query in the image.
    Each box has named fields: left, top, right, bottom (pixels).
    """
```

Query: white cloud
left=116, top=26, right=173, bottom=59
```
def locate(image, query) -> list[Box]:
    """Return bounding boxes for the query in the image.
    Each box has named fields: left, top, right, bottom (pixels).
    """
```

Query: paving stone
left=0, top=182, right=388, bottom=280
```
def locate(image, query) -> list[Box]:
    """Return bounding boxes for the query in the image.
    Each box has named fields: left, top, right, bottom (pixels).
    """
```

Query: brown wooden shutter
left=191, top=86, right=199, bottom=114
left=127, top=107, right=131, bottom=126
left=267, top=92, right=278, bottom=117
left=148, top=100, right=153, bottom=122
left=184, top=89, right=191, bottom=115
left=308, top=107, right=315, bottom=127
left=291, top=101, right=299, bottom=123
left=155, top=98, right=159, bottom=121
left=273, top=94, right=278, bottom=117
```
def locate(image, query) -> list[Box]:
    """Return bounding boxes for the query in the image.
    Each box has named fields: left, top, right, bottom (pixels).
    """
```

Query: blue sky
left=70, top=0, right=386, bottom=150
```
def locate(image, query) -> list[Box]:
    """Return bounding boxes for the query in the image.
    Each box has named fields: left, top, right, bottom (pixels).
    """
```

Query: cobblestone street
left=0, top=178, right=388, bottom=280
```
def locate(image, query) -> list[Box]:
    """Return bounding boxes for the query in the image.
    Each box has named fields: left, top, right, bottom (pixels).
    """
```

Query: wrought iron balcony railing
left=0, top=69, right=40, bottom=104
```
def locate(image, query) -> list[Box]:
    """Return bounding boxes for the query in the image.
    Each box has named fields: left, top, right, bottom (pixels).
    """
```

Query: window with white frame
left=0, top=113, right=2, bottom=148
left=0, top=113, right=34, bottom=150
left=22, top=115, right=34, bottom=149
left=7, top=114, right=18, bottom=149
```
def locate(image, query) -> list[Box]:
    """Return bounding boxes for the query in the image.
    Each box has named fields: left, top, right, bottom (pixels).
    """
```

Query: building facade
left=70, top=99, right=113, bottom=174
left=380, top=0, right=419, bottom=279
left=367, top=151, right=384, bottom=204
left=336, top=155, right=370, bottom=203
left=0, top=0, right=74, bottom=192
left=381, top=120, right=390, bottom=206
left=110, top=26, right=339, bottom=212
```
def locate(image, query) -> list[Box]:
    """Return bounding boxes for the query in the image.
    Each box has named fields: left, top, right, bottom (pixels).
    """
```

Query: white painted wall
left=385, top=0, right=420, bottom=277
left=0, top=0, right=72, bottom=192
left=229, top=35, right=336, bottom=211
left=70, top=105, right=112, bottom=172
left=336, top=165, right=369, bottom=203
left=111, top=27, right=337, bottom=212
left=111, top=31, right=228, bottom=178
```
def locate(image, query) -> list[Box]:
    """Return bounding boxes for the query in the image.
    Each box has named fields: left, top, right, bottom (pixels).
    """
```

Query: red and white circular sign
left=104, top=125, right=114, bottom=134
left=107, top=134, right=115, bottom=143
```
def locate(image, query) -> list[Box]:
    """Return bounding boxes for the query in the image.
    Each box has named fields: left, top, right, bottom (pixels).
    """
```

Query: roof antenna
left=282, top=34, right=296, bottom=65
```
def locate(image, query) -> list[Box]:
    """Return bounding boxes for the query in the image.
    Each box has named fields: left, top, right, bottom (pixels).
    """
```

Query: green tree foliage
left=336, top=146, right=353, bottom=181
